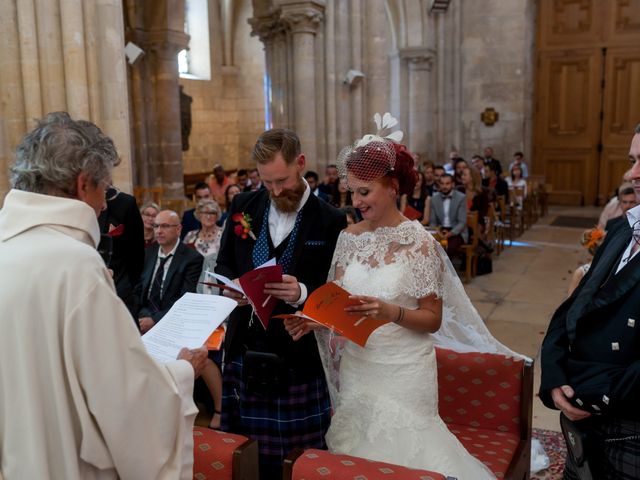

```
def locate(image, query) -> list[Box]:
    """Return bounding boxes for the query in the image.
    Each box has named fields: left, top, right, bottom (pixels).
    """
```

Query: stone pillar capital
left=399, top=47, right=436, bottom=71
left=248, top=12, right=286, bottom=43
left=130, top=29, right=190, bottom=59
left=280, top=3, right=324, bottom=34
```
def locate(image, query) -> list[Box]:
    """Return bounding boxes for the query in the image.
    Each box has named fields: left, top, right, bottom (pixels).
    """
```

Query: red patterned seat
left=285, top=449, right=447, bottom=480
left=192, top=427, right=259, bottom=480
left=435, top=348, right=533, bottom=480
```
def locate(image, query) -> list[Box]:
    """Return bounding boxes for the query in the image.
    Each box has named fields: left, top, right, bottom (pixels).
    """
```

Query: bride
left=285, top=116, right=523, bottom=479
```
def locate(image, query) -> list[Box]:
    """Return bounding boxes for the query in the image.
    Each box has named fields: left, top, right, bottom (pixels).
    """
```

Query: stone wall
left=457, top=0, right=535, bottom=168
left=180, top=0, right=265, bottom=174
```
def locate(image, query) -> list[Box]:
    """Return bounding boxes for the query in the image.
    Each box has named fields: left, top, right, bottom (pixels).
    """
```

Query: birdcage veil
left=336, top=113, right=404, bottom=188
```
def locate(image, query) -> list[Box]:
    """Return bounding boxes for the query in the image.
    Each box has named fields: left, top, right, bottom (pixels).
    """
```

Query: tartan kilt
left=220, top=355, right=331, bottom=469
left=563, top=416, right=640, bottom=480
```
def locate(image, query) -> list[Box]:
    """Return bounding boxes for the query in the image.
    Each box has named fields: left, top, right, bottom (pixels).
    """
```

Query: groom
left=215, top=128, right=346, bottom=477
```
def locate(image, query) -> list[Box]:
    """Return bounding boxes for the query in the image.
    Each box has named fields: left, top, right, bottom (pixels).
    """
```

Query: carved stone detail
left=248, top=11, right=286, bottom=42
left=399, top=47, right=436, bottom=71
left=280, top=8, right=323, bottom=34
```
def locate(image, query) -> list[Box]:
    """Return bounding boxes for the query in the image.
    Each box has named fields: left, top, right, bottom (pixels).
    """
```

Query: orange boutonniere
left=581, top=226, right=605, bottom=255
left=232, top=212, right=256, bottom=240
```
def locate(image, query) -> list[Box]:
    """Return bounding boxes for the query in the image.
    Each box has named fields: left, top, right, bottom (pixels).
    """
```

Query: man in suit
left=484, top=146, right=503, bottom=177
left=215, top=129, right=346, bottom=478
left=97, top=187, right=145, bottom=319
left=540, top=125, right=640, bottom=479
left=604, top=185, right=638, bottom=232
left=304, top=170, right=331, bottom=202
left=180, top=181, right=211, bottom=240
left=137, top=210, right=203, bottom=333
left=430, top=174, right=468, bottom=256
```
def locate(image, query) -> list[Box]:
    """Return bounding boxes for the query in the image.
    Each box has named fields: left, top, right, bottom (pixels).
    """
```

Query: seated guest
left=181, top=181, right=211, bottom=240
left=98, top=185, right=145, bottom=318
left=604, top=185, right=638, bottom=232
left=598, top=177, right=633, bottom=229
left=444, top=149, right=459, bottom=174
left=183, top=199, right=223, bottom=258
left=430, top=174, right=468, bottom=256
left=433, top=164, right=445, bottom=192
left=459, top=166, right=490, bottom=232
left=137, top=210, right=203, bottom=334
left=0, top=111, right=206, bottom=479
left=509, top=151, right=529, bottom=178
left=140, top=202, right=160, bottom=248
left=506, top=164, right=527, bottom=206
left=235, top=168, right=250, bottom=191
left=318, top=163, right=339, bottom=203
left=422, top=160, right=436, bottom=196
left=400, top=170, right=430, bottom=225
left=483, top=146, right=503, bottom=177
left=218, top=183, right=242, bottom=226
left=340, top=205, right=360, bottom=225
left=453, top=157, right=468, bottom=187
left=304, top=170, right=331, bottom=202
left=471, top=154, right=486, bottom=179
left=482, top=162, right=509, bottom=198
left=207, top=164, right=233, bottom=209
left=247, top=167, right=263, bottom=191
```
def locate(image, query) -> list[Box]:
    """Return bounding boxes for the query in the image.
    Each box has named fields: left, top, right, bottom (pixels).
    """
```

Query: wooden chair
left=461, top=211, right=479, bottom=283
left=133, top=186, right=164, bottom=207
left=495, top=195, right=513, bottom=249
left=485, top=202, right=496, bottom=252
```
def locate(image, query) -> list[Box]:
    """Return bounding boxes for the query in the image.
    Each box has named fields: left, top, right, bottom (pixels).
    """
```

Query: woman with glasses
left=140, top=202, right=160, bottom=248
left=183, top=199, right=223, bottom=257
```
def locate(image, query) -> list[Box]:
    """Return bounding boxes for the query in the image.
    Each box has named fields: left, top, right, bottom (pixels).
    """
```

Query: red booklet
left=238, top=264, right=283, bottom=330
left=273, top=282, right=390, bottom=347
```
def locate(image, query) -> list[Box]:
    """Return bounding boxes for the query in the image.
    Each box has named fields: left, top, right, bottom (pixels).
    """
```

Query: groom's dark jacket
left=215, top=188, right=346, bottom=379
left=540, top=219, right=640, bottom=419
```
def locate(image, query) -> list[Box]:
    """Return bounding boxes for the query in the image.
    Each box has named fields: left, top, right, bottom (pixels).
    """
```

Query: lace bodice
left=329, top=220, right=445, bottom=300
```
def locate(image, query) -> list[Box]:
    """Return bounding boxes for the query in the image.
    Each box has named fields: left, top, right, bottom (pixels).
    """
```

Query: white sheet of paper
left=210, top=272, right=245, bottom=294
left=141, top=292, right=237, bottom=364
left=257, top=257, right=277, bottom=268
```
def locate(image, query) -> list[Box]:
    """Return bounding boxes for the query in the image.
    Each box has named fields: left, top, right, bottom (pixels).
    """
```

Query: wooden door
left=534, top=0, right=640, bottom=205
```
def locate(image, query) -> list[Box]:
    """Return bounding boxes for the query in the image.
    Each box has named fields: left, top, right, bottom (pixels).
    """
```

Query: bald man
left=137, top=210, right=203, bottom=333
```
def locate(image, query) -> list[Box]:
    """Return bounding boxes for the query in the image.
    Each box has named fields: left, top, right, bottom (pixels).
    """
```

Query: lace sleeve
left=398, top=230, right=446, bottom=299
left=326, top=231, right=350, bottom=284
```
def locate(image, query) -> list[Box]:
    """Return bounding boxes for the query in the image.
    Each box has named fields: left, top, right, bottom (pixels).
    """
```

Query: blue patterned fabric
left=252, top=202, right=303, bottom=274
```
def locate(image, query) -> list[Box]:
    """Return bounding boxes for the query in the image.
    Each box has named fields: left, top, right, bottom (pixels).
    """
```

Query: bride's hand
left=346, top=295, right=398, bottom=322
left=283, top=315, right=322, bottom=341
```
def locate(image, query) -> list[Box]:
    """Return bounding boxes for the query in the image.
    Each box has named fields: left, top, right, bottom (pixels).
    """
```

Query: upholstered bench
left=435, top=347, right=533, bottom=480
left=192, top=427, right=259, bottom=480
left=284, top=449, right=450, bottom=480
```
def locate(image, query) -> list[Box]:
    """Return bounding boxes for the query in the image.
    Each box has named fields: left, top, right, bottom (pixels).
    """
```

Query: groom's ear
left=295, top=154, right=306, bottom=172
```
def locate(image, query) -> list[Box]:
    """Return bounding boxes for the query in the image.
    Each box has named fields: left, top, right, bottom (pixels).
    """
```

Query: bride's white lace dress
left=316, top=221, right=495, bottom=479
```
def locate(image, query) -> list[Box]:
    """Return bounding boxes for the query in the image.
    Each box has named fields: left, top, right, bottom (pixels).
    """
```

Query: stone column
left=280, top=2, right=324, bottom=171
left=249, top=12, right=288, bottom=128
left=145, top=30, right=190, bottom=200
left=400, top=47, right=435, bottom=161
left=0, top=0, right=133, bottom=203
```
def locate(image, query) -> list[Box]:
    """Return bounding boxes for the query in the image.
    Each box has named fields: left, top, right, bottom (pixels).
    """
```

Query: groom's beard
left=271, top=178, right=305, bottom=213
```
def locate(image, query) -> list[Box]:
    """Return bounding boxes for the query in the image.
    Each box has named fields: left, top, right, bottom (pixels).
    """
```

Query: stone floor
left=465, top=205, right=601, bottom=433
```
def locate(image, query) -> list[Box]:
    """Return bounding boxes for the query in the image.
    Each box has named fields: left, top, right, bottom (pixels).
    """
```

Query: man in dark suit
left=540, top=126, right=640, bottom=479
left=484, top=146, right=503, bottom=177
left=215, top=129, right=346, bottom=478
left=180, top=181, right=211, bottom=240
left=304, top=170, right=331, bottom=203
left=98, top=188, right=144, bottom=319
left=137, top=210, right=203, bottom=333
left=604, top=185, right=638, bottom=233
left=430, top=174, right=468, bottom=255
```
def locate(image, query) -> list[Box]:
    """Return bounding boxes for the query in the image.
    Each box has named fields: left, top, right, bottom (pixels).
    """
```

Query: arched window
left=179, top=0, right=211, bottom=80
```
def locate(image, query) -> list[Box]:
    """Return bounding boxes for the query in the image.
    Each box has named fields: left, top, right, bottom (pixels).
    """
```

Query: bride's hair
left=390, top=143, right=418, bottom=196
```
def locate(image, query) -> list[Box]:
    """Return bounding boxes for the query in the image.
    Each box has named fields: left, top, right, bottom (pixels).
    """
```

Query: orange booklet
left=403, top=204, right=422, bottom=220
left=206, top=325, right=225, bottom=350
left=273, top=282, right=390, bottom=347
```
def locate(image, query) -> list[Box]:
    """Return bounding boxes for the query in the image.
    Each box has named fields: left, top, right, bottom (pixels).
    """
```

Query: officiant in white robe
left=0, top=112, right=206, bottom=480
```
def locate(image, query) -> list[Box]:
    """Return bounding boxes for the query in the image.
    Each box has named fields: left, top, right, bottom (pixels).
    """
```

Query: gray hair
left=139, top=202, right=160, bottom=215
left=194, top=199, right=221, bottom=222
left=10, top=111, right=119, bottom=197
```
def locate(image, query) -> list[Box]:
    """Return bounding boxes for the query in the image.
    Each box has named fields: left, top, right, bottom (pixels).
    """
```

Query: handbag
left=560, top=413, right=594, bottom=480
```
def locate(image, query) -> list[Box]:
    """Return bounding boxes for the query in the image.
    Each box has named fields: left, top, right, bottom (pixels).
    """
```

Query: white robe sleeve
left=63, top=272, right=197, bottom=480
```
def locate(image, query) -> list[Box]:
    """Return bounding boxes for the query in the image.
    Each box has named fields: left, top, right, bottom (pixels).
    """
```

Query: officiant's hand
left=178, top=346, right=208, bottom=378
left=284, top=315, right=323, bottom=341
left=551, top=385, right=591, bottom=421
left=345, top=295, right=395, bottom=321
left=139, top=317, right=154, bottom=333
left=222, top=278, right=249, bottom=306
left=265, top=274, right=301, bottom=303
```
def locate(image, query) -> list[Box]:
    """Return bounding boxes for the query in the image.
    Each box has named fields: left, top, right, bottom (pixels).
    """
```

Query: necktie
left=149, top=254, right=172, bottom=310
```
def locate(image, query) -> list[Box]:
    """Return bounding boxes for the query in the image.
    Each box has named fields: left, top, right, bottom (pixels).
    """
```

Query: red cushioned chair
left=435, top=347, right=533, bottom=480
left=192, top=427, right=259, bottom=480
left=284, top=449, right=449, bottom=480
